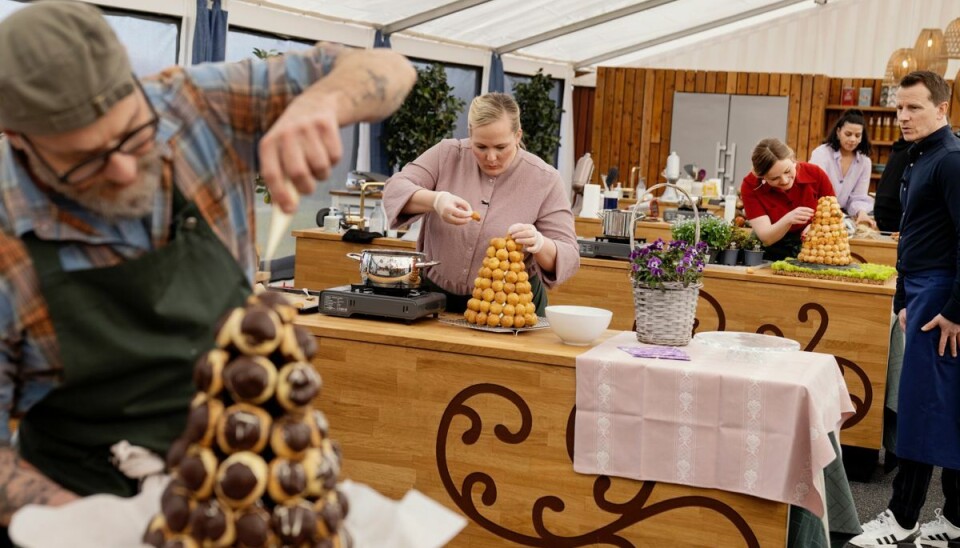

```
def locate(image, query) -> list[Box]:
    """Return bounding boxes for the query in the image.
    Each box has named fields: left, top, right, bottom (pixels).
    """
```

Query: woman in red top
left=740, top=138, right=836, bottom=260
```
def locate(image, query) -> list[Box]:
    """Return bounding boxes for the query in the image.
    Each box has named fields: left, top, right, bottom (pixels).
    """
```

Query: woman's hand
left=856, top=211, right=878, bottom=230
left=508, top=223, right=545, bottom=254
left=784, top=206, right=814, bottom=226
left=432, top=191, right=472, bottom=225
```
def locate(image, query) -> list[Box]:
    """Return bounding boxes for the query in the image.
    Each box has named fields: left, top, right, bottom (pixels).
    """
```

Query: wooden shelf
left=871, top=173, right=881, bottom=179
left=826, top=105, right=896, bottom=112
left=872, top=140, right=897, bottom=146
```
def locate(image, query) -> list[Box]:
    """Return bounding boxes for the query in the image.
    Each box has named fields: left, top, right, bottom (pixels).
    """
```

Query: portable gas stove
left=577, top=235, right=643, bottom=260
left=318, top=284, right=446, bottom=322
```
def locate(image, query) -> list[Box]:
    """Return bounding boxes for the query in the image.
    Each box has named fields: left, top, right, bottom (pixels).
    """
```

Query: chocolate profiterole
left=251, top=291, right=298, bottom=324
left=304, top=440, right=342, bottom=497
left=234, top=504, right=273, bottom=548
left=188, top=499, right=236, bottom=547
left=215, top=452, right=269, bottom=509
left=314, top=488, right=350, bottom=539
left=223, top=356, right=277, bottom=404
left=179, top=446, right=218, bottom=499
left=231, top=305, right=283, bottom=356
left=184, top=394, right=223, bottom=447
left=214, top=308, right=243, bottom=349
left=217, top=403, right=272, bottom=454
left=276, top=362, right=322, bottom=411
left=277, top=324, right=318, bottom=363
left=166, top=436, right=190, bottom=472
left=142, top=514, right=168, bottom=547
left=309, top=410, right=330, bottom=445
left=272, top=500, right=318, bottom=546
left=193, top=349, right=228, bottom=396
left=162, top=535, right=200, bottom=548
left=267, top=458, right=308, bottom=503
left=160, top=479, right=195, bottom=534
left=270, top=413, right=314, bottom=460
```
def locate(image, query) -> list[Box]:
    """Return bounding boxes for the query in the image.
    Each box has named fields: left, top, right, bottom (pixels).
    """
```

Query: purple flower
left=632, top=263, right=640, bottom=272
left=652, top=239, right=665, bottom=251
left=676, top=265, right=687, bottom=275
left=647, top=257, right=662, bottom=269
left=651, top=267, right=663, bottom=278
left=669, top=240, right=685, bottom=250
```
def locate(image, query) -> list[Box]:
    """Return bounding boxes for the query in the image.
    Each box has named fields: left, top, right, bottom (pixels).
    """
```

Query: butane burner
left=577, top=236, right=644, bottom=260
left=318, top=284, right=446, bottom=322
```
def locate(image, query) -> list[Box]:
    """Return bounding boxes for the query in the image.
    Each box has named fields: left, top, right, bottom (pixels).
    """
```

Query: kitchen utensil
left=597, top=209, right=644, bottom=239
left=683, top=164, right=697, bottom=179
left=346, top=249, right=440, bottom=289
left=263, top=180, right=297, bottom=279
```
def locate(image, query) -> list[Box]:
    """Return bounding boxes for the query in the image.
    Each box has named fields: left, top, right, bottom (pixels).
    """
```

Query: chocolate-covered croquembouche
left=143, top=292, right=351, bottom=548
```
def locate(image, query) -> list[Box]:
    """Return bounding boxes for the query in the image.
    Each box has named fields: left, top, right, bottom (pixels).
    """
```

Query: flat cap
left=0, top=1, right=135, bottom=134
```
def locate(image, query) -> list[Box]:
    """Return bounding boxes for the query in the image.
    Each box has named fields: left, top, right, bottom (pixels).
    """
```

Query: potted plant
left=742, top=232, right=765, bottom=266
left=512, top=69, right=563, bottom=164
left=698, top=215, right=733, bottom=264
left=720, top=229, right=748, bottom=266
left=383, top=63, right=464, bottom=173
left=629, top=238, right=707, bottom=346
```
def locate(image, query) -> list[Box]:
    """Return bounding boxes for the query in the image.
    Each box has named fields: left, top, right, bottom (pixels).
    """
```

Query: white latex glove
left=432, top=191, right=472, bottom=226
left=10, top=475, right=170, bottom=548
left=508, top=223, right=545, bottom=254
left=110, top=440, right=165, bottom=481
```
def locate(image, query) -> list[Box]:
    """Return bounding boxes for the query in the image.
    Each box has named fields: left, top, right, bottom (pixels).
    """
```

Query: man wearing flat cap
left=0, top=0, right=414, bottom=526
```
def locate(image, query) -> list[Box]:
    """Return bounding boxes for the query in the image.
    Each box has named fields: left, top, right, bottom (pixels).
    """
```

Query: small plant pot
left=705, top=247, right=720, bottom=264
left=720, top=249, right=739, bottom=266
left=743, top=249, right=764, bottom=266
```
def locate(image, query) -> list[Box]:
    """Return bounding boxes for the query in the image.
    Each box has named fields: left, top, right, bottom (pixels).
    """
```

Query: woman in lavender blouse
left=808, top=109, right=878, bottom=229
left=383, top=93, right=579, bottom=315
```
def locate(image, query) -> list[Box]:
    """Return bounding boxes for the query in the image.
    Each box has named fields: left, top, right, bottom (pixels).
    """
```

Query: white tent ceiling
left=257, top=0, right=828, bottom=70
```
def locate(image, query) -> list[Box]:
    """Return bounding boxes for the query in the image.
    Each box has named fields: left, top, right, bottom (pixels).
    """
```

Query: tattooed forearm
left=0, top=448, right=78, bottom=525
left=319, top=47, right=415, bottom=124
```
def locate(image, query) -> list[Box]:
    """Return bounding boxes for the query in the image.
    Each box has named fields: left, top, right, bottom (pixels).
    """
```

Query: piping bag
left=262, top=180, right=298, bottom=279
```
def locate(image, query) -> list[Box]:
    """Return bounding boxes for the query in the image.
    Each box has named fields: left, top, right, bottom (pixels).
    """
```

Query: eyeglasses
left=22, top=81, right=159, bottom=186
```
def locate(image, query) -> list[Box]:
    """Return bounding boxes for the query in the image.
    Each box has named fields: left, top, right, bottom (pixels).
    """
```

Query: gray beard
left=26, top=148, right=162, bottom=222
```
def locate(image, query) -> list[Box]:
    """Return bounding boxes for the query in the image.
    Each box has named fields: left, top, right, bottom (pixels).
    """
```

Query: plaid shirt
left=0, top=45, right=339, bottom=443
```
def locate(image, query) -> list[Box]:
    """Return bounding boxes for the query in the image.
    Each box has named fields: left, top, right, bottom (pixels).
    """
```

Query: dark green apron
left=424, top=273, right=547, bottom=316
left=763, top=231, right=803, bottom=261
left=17, top=188, right=250, bottom=497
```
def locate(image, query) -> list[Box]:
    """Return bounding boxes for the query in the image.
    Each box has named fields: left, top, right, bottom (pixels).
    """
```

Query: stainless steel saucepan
left=598, top=209, right=644, bottom=239
left=346, top=249, right=440, bottom=288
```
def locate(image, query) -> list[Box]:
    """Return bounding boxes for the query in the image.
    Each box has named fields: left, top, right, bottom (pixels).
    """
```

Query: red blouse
left=740, top=162, right=836, bottom=233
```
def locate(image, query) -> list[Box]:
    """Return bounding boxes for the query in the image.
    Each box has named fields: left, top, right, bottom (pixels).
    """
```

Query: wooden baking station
left=574, top=218, right=898, bottom=266
left=296, top=313, right=789, bottom=547
left=294, top=229, right=894, bottom=452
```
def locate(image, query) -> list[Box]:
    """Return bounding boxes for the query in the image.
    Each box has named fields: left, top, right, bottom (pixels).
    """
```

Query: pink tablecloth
left=573, top=331, right=855, bottom=517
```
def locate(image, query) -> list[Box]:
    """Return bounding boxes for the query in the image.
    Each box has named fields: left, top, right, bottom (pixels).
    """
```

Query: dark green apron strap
left=529, top=273, right=547, bottom=317
left=421, top=276, right=469, bottom=314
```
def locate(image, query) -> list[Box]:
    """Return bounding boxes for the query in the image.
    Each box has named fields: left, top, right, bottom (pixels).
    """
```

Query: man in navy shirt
left=850, top=71, right=960, bottom=547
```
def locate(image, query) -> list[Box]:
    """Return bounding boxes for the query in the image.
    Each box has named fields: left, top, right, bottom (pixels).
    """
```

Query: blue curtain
left=192, top=0, right=228, bottom=64
left=488, top=52, right=505, bottom=93
left=370, top=30, right=392, bottom=175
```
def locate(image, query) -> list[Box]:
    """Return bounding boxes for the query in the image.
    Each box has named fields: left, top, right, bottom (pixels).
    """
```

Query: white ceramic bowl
left=545, top=305, right=613, bottom=346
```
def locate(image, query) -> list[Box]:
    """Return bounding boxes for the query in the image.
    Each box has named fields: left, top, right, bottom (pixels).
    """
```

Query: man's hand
left=432, top=191, right=472, bottom=225
left=899, top=308, right=907, bottom=332
left=921, top=313, right=960, bottom=357
left=508, top=223, right=545, bottom=254
left=258, top=93, right=344, bottom=213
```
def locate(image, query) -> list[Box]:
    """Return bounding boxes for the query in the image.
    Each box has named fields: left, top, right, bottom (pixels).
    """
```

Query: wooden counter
left=298, top=313, right=788, bottom=547
left=574, top=218, right=898, bottom=266
left=294, top=228, right=893, bottom=451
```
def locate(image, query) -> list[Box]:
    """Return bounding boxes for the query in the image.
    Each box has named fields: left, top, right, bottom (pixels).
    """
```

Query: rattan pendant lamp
left=885, top=48, right=918, bottom=82
left=913, top=28, right=948, bottom=76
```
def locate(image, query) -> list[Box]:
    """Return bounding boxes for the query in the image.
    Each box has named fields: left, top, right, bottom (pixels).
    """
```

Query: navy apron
left=895, top=270, right=960, bottom=468
left=16, top=185, right=250, bottom=497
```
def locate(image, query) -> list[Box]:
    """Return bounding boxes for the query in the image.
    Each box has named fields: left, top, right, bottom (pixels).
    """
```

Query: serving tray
left=439, top=316, right=550, bottom=334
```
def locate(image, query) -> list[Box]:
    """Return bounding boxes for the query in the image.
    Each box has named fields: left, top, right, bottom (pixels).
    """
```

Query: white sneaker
left=919, top=508, right=960, bottom=547
left=848, top=509, right=920, bottom=547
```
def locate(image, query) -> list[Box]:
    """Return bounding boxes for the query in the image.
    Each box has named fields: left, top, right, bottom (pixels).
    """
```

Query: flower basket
left=630, top=183, right=703, bottom=346
left=633, top=282, right=703, bottom=346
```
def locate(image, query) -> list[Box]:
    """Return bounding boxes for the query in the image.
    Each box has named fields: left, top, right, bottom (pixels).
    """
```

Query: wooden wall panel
left=581, top=69, right=959, bottom=197
left=572, top=86, right=595, bottom=163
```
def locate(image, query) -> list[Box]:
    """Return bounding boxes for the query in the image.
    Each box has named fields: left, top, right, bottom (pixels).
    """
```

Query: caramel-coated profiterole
left=144, top=292, right=352, bottom=548
left=463, top=236, right=538, bottom=328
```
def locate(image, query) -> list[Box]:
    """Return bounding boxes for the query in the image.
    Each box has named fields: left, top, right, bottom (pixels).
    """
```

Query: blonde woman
left=383, top=92, right=579, bottom=314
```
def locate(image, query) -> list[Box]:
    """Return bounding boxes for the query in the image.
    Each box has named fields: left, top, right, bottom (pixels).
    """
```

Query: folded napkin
left=618, top=345, right=691, bottom=360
